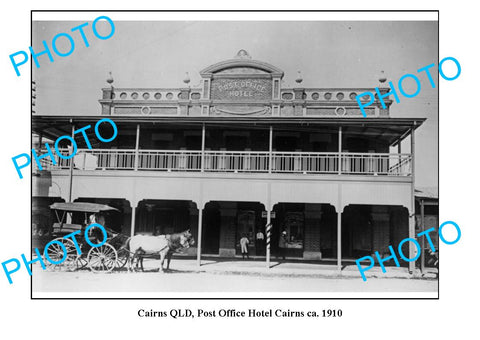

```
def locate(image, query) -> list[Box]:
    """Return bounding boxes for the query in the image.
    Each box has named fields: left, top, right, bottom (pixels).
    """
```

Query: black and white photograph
left=29, top=13, right=438, bottom=297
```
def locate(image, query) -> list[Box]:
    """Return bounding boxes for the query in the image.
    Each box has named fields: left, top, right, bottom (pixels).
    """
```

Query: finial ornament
left=295, top=70, right=303, bottom=84
left=235, top=49, right=251, bottom=59
left=106, top=71, right=114, bottom=85
left=379, top=70, right=387, bottom=83
left=183, top=72, right=190, bottom=85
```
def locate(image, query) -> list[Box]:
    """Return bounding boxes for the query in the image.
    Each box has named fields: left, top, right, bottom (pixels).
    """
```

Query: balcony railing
left=33, top=149, right=412, bottom=176
left=204, top=151, right=269, bottom=173
left=138, top=150, right=202, bottom=171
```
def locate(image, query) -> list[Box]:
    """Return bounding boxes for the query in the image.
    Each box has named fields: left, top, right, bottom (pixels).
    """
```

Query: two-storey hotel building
left=32, top=50, right=425, bottom=271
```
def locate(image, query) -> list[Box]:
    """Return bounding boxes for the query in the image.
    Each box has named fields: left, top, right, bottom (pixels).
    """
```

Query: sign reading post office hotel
left=211, top=78, right=272, bottom=101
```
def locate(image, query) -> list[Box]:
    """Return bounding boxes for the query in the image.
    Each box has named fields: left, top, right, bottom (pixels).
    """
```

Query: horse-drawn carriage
left=40, top=202, right=195, bottom=273
left=43, top=202, right=130, bottom=272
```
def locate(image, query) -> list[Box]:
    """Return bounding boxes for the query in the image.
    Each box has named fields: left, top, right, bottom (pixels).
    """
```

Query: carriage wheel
left=115, top=248, right=129, bottom=269
left=87, top=244, right=117, bottom=273
left=44, top=238, right=78, bottom=271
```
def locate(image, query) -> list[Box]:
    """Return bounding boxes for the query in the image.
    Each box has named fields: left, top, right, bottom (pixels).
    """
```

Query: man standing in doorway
left=279, top=230, right=288, bottom=260
left=240, top=234, right=250, bottom=260
left=256, top=229, right=265, bottom=256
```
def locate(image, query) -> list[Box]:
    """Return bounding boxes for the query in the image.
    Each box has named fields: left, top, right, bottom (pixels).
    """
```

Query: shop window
left=280, top=212, right=304, bottom=249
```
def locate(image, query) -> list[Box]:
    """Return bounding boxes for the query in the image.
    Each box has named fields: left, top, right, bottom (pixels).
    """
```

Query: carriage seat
left=52, top=222, right=83, bottom=235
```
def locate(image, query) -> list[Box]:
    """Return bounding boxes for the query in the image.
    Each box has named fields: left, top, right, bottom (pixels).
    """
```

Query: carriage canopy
left=49, top=202, right=120, bottom=213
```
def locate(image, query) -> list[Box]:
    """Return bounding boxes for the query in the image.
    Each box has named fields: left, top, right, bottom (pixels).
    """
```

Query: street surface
left=32, top=263, right=437, bottom=294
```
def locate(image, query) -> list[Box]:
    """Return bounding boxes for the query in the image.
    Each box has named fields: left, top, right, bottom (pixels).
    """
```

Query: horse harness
left=165, top=234, right=184, bottom=253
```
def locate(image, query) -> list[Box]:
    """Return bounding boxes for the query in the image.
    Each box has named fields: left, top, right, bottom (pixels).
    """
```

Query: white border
left=32, top=11, right=439, bottom=21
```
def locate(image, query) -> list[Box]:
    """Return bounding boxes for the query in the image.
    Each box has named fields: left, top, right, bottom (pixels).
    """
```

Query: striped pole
left=266, top=213, right=272, bottom=269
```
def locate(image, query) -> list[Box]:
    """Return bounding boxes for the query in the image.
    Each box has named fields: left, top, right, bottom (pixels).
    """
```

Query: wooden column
left=67, top=124, right=75, bottom=203
left=398, top=140, right=402, bottom=168
left=420, top=199, right=425, bottom=273
left=130, top=202, right=137, bottom=237
left=338, top=126, right=342, bottom=174
left=134, top=124, right=140, bottom=170
left=201, top=123, right=205, bottom=172
left=37, top=133, right=43, bottom=153
left=409, top=126, right=416, bottom=273
left=337, top=183, right=343, bottom=272
left=35, top=133, right=43, bottom=174
left=196, top=206, right=203, bottom=266
left=337, top=209, right=342, bottom=272
left=266, top=211, right=272, bottom=268
left=268, top=126, right=273, bottom=173
left=266, top=182, right=272, bottom=268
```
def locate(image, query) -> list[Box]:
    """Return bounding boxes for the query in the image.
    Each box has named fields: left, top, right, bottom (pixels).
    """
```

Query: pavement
left=33, top=256, right=438, bottom=294
left=124, top=255, right=439, bottom=280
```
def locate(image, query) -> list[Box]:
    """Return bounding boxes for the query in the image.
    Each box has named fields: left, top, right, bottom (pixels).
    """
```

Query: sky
left=32, top=20, right=438, bottom=189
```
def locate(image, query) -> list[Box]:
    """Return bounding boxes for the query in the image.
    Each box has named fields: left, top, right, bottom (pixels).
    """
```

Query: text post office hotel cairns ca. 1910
left=32, top=49, right=427, bottom=273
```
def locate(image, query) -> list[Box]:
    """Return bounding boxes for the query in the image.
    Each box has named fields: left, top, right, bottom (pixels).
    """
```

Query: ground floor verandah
left=33, top=196, right=432, bottom=272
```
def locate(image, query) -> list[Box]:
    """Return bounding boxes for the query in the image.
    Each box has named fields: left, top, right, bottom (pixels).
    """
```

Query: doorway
left=202, top=203, right=221, bottom=254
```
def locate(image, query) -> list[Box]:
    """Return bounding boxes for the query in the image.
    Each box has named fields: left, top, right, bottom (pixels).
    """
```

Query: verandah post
left=337, top=209, right=342, bottom=272
left=268, top=125, right=273, bottom=173
left=266, top=211, right=272, bottom=269
left=67, top=124, right=75, bottom=203
left=420, top=198, right=425, bottom=273
left=338, top=126, right=342, bottom=175
left=130, top=202, right=137, bottom=238
left=201, top=123, right=205, bottom=172
left=134, top=123, right=140, bottom=170
left=197, top=206, right=203, bottom=267
left=409, top=126, right=416, bottom=273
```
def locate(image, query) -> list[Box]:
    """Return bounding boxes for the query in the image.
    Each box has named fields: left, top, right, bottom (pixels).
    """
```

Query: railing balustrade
left=138, top=150, right=202, bottom=171
left=203, top=151, right=269, bottom=173
left=32, top=148, right=412, bottom=176
left=272, top=153, right=339, bottom=174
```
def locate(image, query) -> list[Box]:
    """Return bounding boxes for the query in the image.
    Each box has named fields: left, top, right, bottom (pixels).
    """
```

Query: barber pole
left=266, top=220, right=272, bottom=268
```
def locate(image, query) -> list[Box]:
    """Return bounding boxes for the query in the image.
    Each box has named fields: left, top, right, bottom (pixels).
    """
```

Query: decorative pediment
left=200, top=50, right=284, bottom=77
left=216, top=67, right=269, bottom=75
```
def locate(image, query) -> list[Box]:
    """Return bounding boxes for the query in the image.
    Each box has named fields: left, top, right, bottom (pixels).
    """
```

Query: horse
left=126, top=230, right=194, bottom=272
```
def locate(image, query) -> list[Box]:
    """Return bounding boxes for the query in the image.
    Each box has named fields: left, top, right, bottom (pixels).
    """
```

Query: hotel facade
left=32, top=50, right=426, bottom=271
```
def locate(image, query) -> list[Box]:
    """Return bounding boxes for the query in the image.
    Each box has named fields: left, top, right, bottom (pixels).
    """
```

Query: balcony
left=33, top=149, right=412, bottom=176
